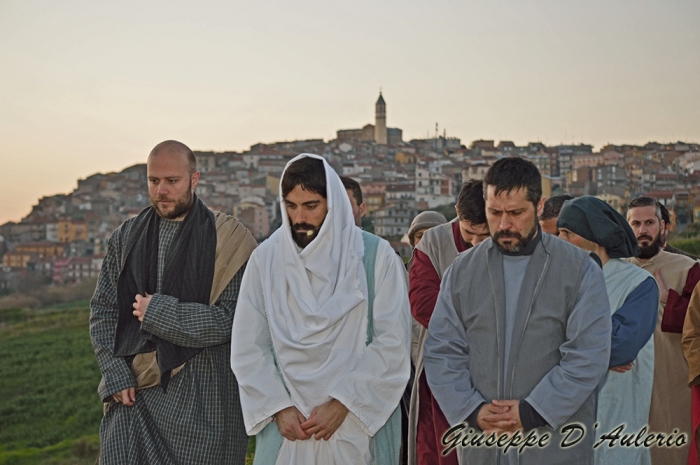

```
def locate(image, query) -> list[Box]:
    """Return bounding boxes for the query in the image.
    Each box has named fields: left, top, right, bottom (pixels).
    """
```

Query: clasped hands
left=476, top=399, right=523, bottom=435
left=275, top=399, right=349, bottom=441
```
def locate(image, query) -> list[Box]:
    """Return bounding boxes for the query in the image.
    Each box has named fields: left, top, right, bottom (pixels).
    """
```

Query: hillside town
left=2, top=93, right=700, bottom=292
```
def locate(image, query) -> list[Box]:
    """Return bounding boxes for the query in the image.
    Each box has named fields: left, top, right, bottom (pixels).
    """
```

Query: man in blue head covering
left=558, top=195, right=659, bottom=465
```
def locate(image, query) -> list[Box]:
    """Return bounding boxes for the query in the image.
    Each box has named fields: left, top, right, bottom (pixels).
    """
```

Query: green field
left=0, top=302, right=101, bottom=464
left=0, top=302, right=255, bottom=464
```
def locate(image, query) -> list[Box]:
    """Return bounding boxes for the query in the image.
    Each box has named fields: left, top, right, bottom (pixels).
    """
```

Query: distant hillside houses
left=1, top=94, right=700, bottom=290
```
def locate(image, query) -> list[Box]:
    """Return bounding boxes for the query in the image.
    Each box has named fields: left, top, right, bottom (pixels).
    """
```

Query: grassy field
left=0, top=301, right=255, bottom=464
left=0, top=301, right=101, bottom=464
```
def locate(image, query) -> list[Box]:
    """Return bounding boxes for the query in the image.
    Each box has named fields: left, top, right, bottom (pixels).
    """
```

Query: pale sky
left=1, top=0, right=698, bottom=225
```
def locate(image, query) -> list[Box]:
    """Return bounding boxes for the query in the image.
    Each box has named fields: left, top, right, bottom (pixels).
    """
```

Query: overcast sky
left=1, top=0, right=698, bottom=225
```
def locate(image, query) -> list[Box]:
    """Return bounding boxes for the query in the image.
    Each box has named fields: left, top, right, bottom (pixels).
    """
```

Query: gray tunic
left=424, top=234, right=611, bottom=465
left=90, top=217, right=248, bottom=465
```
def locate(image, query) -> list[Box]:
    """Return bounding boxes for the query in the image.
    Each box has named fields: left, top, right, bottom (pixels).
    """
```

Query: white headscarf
left=260, top=153, right=368, bottom=417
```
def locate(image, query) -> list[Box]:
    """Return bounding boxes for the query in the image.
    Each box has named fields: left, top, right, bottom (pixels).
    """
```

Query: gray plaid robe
left=90, top=217, right=248, bottom=464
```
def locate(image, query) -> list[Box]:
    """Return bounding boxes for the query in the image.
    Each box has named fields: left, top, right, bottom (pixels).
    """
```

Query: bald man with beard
left=90, top=141, right=257, bottom=464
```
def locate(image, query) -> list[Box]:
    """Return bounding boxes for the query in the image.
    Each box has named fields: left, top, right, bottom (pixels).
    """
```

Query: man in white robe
left=231, top=154, right=411, bottom=464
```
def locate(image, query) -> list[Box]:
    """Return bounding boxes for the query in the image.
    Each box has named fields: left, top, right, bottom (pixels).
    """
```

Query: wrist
left=332, top=398, right=349, bottom=413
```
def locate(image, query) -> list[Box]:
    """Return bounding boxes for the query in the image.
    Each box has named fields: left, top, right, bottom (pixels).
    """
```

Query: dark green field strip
left=0, top=304, right=256, bottom=464
left=0, top=307, right=102, bottom=454
left=0, top=435, right=99, bottom=465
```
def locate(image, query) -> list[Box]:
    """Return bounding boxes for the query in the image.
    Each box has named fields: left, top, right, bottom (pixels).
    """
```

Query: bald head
left=147, top=140, right=200, bottom=219
left=148, top=140, right=197, bottom=174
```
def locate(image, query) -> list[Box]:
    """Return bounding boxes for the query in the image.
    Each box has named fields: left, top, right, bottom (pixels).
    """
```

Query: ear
left=190, top=171, right=200, bottom=191
left=536, top=197, right=545, bottom=218
left=359, top=202, right=367, bottom=218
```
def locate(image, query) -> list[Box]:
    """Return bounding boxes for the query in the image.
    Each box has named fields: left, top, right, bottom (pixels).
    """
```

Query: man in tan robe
left=626, top=196, right=700, bottom=465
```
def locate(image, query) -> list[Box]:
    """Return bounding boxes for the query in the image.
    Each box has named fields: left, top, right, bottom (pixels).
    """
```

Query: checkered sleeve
left=140, top=263, right=246, bottom=348
left=89, top=224, right=136, bottom=402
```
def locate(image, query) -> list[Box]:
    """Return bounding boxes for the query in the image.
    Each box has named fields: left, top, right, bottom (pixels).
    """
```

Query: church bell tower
left=374, top=92, right=387, bottom=145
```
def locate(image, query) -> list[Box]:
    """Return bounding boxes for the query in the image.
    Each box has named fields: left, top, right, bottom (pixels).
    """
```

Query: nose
left=499, top=214, right=512, bottom=231
left=293, top=209, right=306, bottom=225
left=157, top=183, right=168, bottom=196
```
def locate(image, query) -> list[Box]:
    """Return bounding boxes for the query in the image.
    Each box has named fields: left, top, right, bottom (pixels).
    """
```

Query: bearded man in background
left=626, top=196, right=700, bottom=465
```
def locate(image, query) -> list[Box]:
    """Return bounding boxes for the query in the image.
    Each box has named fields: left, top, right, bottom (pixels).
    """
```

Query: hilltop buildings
left=336, top=92, right=403, bottom=145
left=1, top=93, right=699, bottom=291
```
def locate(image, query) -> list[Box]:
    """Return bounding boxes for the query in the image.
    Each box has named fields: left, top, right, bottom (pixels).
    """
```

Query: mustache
left=292, top=223, right=318, bottom=236
left=637, top=234, right=653, bottom=242
left=493, top=230, right=522, bottom=239
left=292, top=223, right=317, bottom=231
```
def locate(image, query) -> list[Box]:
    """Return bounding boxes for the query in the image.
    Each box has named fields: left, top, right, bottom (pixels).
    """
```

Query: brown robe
left=627, top=251, right=698, bottom=465
left=683, top=283, right=700, bottom=464
left=683, top=283, right=700, bottom=386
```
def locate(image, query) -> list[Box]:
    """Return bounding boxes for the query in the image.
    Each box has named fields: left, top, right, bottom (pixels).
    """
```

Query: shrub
left=0, top=294, right=41, bottom=311
left=669, top=238, right=700, bottom=256
left=0, top=278, right=97, bottom=311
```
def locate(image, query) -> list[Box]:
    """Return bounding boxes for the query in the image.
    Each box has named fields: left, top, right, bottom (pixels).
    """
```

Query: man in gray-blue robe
left=423, top=157, right=612, bottom=465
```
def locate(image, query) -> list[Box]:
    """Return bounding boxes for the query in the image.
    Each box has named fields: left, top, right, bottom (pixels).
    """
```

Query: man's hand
left=112, top=387, right=136, bottom=406
left=655, top=269, right=669, bottom=307
left=276, top=406, right=311, bottom=441
left=610, top=362, right=633, bottom=373
left=132, top=293, right=152, bottom=322
left=477, top=399, right=522, bottom=434
left=300, top=399, right=349, bottom=440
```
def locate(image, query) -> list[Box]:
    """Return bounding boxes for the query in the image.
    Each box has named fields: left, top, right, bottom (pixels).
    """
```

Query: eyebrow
left=487, top=207, right=525, bottom=214
left=463, top=225, right=485, bottom=234
left=285, top=200, right=322, bottom=207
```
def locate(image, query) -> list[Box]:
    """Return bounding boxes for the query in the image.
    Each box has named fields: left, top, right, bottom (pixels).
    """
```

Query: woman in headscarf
left=558, top=195, right=659, bottom=465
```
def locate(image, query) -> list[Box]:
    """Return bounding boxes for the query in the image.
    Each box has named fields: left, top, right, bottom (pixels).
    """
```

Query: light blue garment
left=502, top=255, right=531, bottom=381
left=594, top=258, right=657, bottom=465
left=253, top=231, right=401, bottom=465
left=501, top=255, right=531, bottom=465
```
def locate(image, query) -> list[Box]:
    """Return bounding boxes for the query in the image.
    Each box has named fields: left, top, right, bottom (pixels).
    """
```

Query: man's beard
left=291, top=222, right=320, bottom=248
left=492, top=220, right=538, bottom=254
left=637, top=232, right=662, bottom=259
left=151, top=188, right=194, bottom=220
